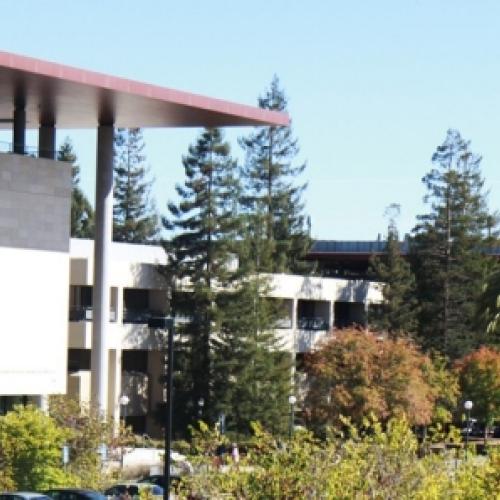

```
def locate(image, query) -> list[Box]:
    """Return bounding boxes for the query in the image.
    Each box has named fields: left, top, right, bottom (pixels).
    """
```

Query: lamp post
left=288, top=395, right=297, bottom=439
left=198, top=397, right=205, bottom=419
left=118, top=394, right=130, bottom=469
left=464, top=400, right=473, bottom=461
left=148, top=315, right=175, bottom=500
left=119, top=394, right=130, bottom=425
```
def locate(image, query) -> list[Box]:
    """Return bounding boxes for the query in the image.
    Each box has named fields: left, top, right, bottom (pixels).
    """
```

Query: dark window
left=122, top=350, right=148, bottom=373
left=68, top=349, right=91, bottom=372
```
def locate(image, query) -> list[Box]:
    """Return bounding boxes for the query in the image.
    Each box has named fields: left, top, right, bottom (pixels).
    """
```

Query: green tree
left=455, top=346, right=500, bottom=433
left=411, top=129, right=496, bottom=358
left=369, top=204, right=418, bottom=338
left=48, top=395, right=132, bottom=489
left=164, top=128, right=241, bottom=433
left=113, top=128, right=158, bottom=242
left=212, top=271, right=292, bottom=435
left=239, top=76, right=311, bottom=274
left=0, top=405, right=69, bottom=490
left=477, top=266, right=500, bottom=338
left=59, top=137, right=94, bottom=238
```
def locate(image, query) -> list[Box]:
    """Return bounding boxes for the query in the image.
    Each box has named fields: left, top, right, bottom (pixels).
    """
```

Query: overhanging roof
left=0, top=51, right=290, bottom=129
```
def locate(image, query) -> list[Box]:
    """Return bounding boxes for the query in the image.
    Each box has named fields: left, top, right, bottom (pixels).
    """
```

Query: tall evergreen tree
left=163, top=128, right=241, bottom=433
left=211, top=223, right=292, bottom=435
left=411, top=129, right=496, bottom=359
left=239, top=76, right=311, bottom=274
left=113, top=128, right=158, bottom=242
left=369, top=204, right=418, bottom=338
left=59, top=138, right=94, bottom=238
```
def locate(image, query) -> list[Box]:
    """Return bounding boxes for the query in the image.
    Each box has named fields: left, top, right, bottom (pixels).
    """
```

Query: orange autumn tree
left=304, top=329, right=436, bottom=432
left=455, top=346, right=500, bottom=429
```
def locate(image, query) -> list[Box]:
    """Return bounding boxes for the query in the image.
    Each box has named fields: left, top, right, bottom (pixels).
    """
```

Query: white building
left=65, top=240, right=382, bottom=435
left=0, top=51, right=383, bottom=435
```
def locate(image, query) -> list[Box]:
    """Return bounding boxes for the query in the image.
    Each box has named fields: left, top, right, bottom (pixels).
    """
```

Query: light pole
left=119, top=394, right=130, bottom=425
left=464, top=400, right=473, bottom=461
left=148, top=316, right=175, bottom=500
left=118, top=394, right=130, bottom=469
left=288, top=395, right=297, bottom=439
left=198, top=397, right=205, bottom=419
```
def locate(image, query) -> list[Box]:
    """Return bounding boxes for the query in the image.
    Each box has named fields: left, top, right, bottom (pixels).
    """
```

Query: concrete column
left=108, top=349, right=122, bottom=432
left=13, top=103, right=26, bottom=154
left=39, top=124, right=56, bottom=159
left=91, top=124, right=114, bottom=415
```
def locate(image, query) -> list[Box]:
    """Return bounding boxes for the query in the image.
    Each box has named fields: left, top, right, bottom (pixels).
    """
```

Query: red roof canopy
left=0, top=51, right=289, bottom=129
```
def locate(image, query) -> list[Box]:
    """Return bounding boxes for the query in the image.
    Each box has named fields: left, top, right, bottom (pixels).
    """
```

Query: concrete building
left=64, top=240, right=382, bottom=435
left=0, top=51, right=382, bottom=433
left=0, top=50, right=287, bottom=416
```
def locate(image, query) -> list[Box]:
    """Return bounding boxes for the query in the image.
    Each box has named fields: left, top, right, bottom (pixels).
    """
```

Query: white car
left=0, top=494, right=52, bottom=500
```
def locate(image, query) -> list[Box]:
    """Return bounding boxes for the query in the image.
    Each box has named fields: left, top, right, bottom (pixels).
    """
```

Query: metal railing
left=0, top=140, right=58, bottom=159
left=298, top=316, right=329, bottom=331
left=69, top=306, right=117, bottom=322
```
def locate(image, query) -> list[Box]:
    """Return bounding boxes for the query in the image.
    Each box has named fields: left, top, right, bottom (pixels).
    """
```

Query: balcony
left=297, top=316, right=329, bottom=331
left=69, top=306, right=117, bottom=322
left=123, top=309, right=163, bottom=324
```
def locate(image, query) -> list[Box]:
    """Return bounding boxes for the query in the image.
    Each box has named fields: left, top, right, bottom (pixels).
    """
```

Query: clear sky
left=1, top=0, right=499, bottom=239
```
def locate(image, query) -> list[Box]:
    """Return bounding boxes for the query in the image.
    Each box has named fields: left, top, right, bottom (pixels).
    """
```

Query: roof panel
left=0, top=51, right=289, bottom=129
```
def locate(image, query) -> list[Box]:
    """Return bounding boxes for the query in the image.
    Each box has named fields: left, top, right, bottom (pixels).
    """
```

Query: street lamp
left=148, top=315, right=175, bottom=500
left=198, top=397, right=205, bottom=418
left=288, top=395, right=297, bottom=439
left=119, top=394, right=130, bottom=425
left=464, top=400, right=473, bottom=460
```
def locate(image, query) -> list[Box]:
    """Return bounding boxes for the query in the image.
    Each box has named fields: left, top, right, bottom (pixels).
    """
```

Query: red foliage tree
left=304, top=329, right=436, bottom=431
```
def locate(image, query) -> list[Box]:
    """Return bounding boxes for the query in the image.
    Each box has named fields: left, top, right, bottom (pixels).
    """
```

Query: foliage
left=477, top=265, right=500, bottom=338
left=178, top=416, right=500, bottom=499
left=369, top=206, right=418, bottom=338
left=163, top=128, right=241, bottom=433
left=49, top=395, right=134, bottom=489
left=411, top=129, right=497, bottom=359
left=239, top=76, right=311, bottom=274
left=58, top=137, right=94, bottom=238
left=455, top=346, right=500, bottom=428
left=0, top=404, right=71, bottom=490
left=303, top=329, right=436, bottom=432
left=113, top=127, right=159, bottom=242
left=212, top=274, right=292, bottom=435
left=422, top=351, right=460, bottom=438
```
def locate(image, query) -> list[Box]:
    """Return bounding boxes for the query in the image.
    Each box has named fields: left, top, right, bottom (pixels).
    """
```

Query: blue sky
left=1, top=0, right=499, bottom=239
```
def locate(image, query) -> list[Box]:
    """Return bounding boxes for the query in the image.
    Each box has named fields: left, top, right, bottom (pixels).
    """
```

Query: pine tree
left=211, top=229, right=292, bottom=435
left=163, top=128, right=241, bottom=433
left=369, top=204, right=418, bottom=338
left=239, top=76, right=311, bottom=274
left=59, top=137, right=94, bottom=238
left=411, top=129, right=496, bottom=359
left=113, top=128, right=158, bottom=242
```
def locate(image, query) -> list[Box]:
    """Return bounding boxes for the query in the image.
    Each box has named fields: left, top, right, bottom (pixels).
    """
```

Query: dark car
left=44, top=489, right=106, bottom=500
left=104, top=484, right=163, bottom=499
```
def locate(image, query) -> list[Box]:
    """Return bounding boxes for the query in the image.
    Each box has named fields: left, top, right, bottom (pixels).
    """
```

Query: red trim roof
left=0, top=51, right=290, bottom=129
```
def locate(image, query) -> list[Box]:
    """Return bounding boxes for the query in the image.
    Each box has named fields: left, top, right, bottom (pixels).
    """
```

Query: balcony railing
left=275, top=317, right=293, bottom=329
left=123, top=309, right=164, bottom=324
left=69, top=306, right=116, bottom=322
left=298, top=317, right=329, bottom=331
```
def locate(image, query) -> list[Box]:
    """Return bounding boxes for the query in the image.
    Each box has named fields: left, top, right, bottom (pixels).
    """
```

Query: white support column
left=108, top=349, right=122, bottom=432
left=91, top=124, right=114, bottom=415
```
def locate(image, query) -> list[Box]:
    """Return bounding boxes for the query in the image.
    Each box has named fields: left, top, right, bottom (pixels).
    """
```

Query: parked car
left=1, top=493, right=51, bottom=500
left=104, top=483, right=163, bottom=500
left=44, top=489, right=106, bottom=500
